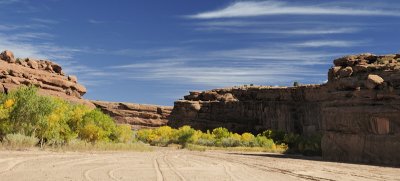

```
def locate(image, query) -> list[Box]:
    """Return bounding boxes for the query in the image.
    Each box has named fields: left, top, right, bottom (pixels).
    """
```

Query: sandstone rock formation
left=0, top=50, right=94, bottom=108
left=91, top=101, right=172, bottom=129
left=169, top=53, right=400, bottom=165
left=0, top=50, right=172, bottom=129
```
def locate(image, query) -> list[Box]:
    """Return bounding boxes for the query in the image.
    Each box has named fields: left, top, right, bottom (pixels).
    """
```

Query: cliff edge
left=169, top=53, right=400, bottom=165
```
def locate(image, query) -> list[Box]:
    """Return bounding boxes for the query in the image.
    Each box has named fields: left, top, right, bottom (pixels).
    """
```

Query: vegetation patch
left=0, top=86, right=147, bottom=151
left=0, top=86, right=321, bottom=155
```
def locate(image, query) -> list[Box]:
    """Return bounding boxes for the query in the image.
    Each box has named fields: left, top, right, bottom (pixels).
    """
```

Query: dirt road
left=0, top=148, right=398, bottom=181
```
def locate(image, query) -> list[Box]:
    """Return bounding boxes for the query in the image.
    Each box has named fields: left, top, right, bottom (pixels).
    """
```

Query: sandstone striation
left=0, top=50, right=94, bottom=108
left=169, top=53, right=400, bottom=165
left=91, top=101, right=172, bottom=129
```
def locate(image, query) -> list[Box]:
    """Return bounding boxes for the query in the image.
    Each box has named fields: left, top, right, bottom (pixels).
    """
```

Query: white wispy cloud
left=195, top=26, right=359, bottom=35
left=88, top=19, right=106, bottom=24
left=109, top=46, right=336, bottom=86
left=293, top=40, right=366, bottom=47
left=188, top=1, right=400, bottom=19
left=31, top=18, right=59, bottom=24
left=0, top=0, right=21, bottom=5
left=112, top=60, right=325, bottom=86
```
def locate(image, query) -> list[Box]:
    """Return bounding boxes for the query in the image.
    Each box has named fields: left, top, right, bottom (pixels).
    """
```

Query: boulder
left=68, top=75, right=78, bottom=83
left=333, top=55, right=357, bottom=66
left=0, top=50, right=16, bottom=63
left=339, top=67, right=353, bottom=77
left=27, top=58, right=39, bottom=69
left=365, top=74, right=384, bottom=89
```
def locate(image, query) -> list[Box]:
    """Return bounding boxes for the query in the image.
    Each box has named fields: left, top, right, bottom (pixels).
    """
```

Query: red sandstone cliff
left=91, top=101, right=172, bottom=130
left=0, top=50, right=172, bottom=129
left=169, top=53, right=400, bottom=165
left=0, top=50, right=94, bottom=108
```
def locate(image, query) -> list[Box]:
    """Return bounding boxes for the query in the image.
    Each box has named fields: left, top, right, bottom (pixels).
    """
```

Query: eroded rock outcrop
left=169, top=53, right=400, bottom=165
left=0, top=50, right=94, bottom=108
left=91, top=101, right=172, bottom=129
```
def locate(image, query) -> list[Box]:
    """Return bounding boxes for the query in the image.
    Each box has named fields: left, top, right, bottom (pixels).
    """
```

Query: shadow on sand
left=227, top=152, right=400, bottom=168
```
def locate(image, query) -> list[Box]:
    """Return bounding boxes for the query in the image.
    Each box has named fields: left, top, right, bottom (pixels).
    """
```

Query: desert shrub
left=0, top=99, right=13, bottom=136
left=283, top=132, right=322, bottom=156
left=136, top=129, right=153, bottom=143
left=6, top=86, right=56, bottom=137
left=196, top=138, right=215, bottom=146
left=212, top=127, right=230, bottom=140
left=241, top=132, right=256, bottom=147
left=78, top=109, right=117, bottom=142
left=137, top=126, right=175, bottom=146
left=220, top=133, right=240, bottom=147
left=0, top=86, right=135, bottom=146
left=36, top=98, right=76, bottom=146
left=255, top=136, right=275, bottom=148
left=115, top=124, right=134, bottom=143
left=2, top=133, right=39, bottom=149
left=64, top=139, right=151, bottom=152
left=78, top=123, right=107, bottom=143
left=221, top=137, right=241, bottom=147
left=67, top=104, right=91, bottom=132
left=175, top=126, right=196, bottom=147
left=261, top=129, right=286, bottom=144
left=283, top=133, right=301, bottom=149
left=296, top=133, right=322, bottom=156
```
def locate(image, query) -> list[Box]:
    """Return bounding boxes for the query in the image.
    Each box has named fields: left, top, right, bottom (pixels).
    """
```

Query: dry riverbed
left=0, top=147, right=398, bottom=181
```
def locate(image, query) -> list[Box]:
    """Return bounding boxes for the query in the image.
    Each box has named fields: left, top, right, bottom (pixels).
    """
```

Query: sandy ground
left=0, top=148, right=398, bottom=181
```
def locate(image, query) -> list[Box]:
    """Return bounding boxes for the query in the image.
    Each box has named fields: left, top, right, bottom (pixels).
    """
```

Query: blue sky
left=1, top=0, right=400, bottom=105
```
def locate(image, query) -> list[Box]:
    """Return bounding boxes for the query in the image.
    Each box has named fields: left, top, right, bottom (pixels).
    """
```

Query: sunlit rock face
left=91, top=101, right=172, bottom=130
left=169, top=53, right=400, bottom=165
left=0, top=50, right=94, bottom=108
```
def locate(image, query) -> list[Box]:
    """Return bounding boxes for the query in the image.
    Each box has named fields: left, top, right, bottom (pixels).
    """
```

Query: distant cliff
left=0, top=50, right=94, bottom=108
left=91, top=101, right=172, bottom=130
left=169, top=53, right=400, bottom=165
left=0, top=50, right=172, bottom=129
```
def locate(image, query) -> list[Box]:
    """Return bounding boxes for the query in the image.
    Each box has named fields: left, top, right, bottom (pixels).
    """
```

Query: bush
left=0, top=86, right=135, bottom=147
left=255, top=136, right=275, bottom=148
left=175, top=126, right=196, bottom=147
left=78, top=109, right=117, bottom=142
left=261, top=129, right=286, bottom=144
left=241, top=133, right=256, bottom=147
left=115, top=124, right=134, bottom=143
left=212, top=127, right=230, bottom=140
left=221, top=137, right=241, bottom=147
left=137, top=126, right=175, bottom=146
left=2, top=133, right=39, bottom=149
left=6, top=86, right=56, bottom=137
left=196, top=138, right=215, bottom=146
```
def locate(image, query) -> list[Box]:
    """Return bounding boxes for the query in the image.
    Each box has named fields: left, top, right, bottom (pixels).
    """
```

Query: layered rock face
left=0, top=50, right=94, bottom=108
left=169, top=53, right=400, bottom=165
left=92, top=101, right=172, bottom=129
left=0, top=50, right=172, bottom=129
left=323, top=54, right=400, bottom=165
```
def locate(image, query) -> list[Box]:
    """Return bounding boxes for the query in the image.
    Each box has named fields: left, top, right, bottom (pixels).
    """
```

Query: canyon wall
left=169, top=53, right=400, bottom=165
left=0, top=50, right=171, bottom=129
left=2, top=49, right=399, bottom=164
left=91, top=101, right=172, bottom=129
left=0, top=50, right=94, bottom=108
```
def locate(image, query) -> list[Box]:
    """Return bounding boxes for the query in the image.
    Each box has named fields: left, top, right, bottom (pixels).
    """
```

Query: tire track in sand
left=163, top=152, right=186, bottom=181
left=197, top=153, right=334, bottom=181
left=0, top=155, right=59, bottom=175
left=107, top=167, right=123, bottom=181
left=153, top=154, right=164, bottom=181
left=84, top=165, right=116, bottom=181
